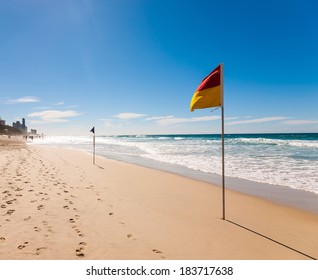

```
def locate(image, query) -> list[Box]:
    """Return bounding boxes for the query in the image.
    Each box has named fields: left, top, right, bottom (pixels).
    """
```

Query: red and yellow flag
left=190, top=64, right=223, bottom=111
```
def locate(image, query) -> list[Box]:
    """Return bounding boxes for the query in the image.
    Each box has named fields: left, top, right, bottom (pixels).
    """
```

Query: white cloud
left=192, top=116, right=220, bottom=122
left=30, top=119, right=69, bottom=124
left=65, top=105, right=79, bottom=108
left=33, top=106, right=51, bottom=110
left=114, top=112, right=147, bottom=119
left=156, top=115, right=220, bottom=126
left=28, top=110, right=81, bottom=124
left=225, top=117, right=239, bottom=120
left=146, top=115, right=175, bottom=121
left=227, top=116, right=289, bottom=125
left=7, top=96, right=40, bottom=104
left=282, top=119, right=318, bottom=125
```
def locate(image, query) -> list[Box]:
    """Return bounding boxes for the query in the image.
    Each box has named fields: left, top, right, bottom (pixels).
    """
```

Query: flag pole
left=190, top=63, right=225, bottom=220
left=93, top=130, right=95, bottom=165
left=221, top=104, right=225, bottom=220
left=90, top=126, right=96, bottom=165
left=220, top=63, right=225, bottom=220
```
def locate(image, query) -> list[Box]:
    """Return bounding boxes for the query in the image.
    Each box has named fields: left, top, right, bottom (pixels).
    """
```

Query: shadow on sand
left=226, top=219, right=316, bottom=260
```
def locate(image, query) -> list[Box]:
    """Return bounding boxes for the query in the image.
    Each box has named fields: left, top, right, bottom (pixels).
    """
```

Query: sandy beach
left=1, top=136, right=318, bottom=260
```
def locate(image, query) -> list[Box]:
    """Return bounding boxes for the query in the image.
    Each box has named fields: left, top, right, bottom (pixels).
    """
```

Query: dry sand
left=1, top=136, right=318, bottom=260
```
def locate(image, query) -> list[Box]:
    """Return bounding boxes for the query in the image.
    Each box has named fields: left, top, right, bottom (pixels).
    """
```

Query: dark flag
left=90, top=126, right=95, bottom=133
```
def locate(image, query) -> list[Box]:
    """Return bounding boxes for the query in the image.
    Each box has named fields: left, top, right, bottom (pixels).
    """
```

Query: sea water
left=31, top=133, right=318, bottom=195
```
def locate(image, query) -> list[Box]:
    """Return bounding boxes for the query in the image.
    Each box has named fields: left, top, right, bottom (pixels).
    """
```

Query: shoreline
left=144, top=158, right=318, bottom=216
left=102, top=151, right=318, bottom=215
left=1, top=140, right=318, bottom=259
left=34, top=142, right=318, bottom=215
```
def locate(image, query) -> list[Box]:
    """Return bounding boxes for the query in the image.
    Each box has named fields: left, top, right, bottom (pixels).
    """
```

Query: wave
left=227, top=137, right=318, bottom=148
left=30, top=134, right=318, bottom=194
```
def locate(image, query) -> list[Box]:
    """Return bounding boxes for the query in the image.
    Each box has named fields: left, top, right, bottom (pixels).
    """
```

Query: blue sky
left=0, top=0, right=317, bottom=135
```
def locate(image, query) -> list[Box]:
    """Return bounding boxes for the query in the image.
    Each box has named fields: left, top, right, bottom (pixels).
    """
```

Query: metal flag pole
left=190, top=63, right=225, bottom=220
left=93, top=131, right=95, bottom=165
left=221, top=104, right=225, bottom=220
left=90, top=126, right=95, bottom=165
left=220, top=64, right=225, bottom=220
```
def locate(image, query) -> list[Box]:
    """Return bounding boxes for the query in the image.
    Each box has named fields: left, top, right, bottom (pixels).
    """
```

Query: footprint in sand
left=35, top=247, right=47, bottom=255
left=153, top=249, right=163, bottom=254
left=0, top=237, right=5, bottom=241
left=76, top=248, right=85, bottom=258
left=18, top=242, right=29, bottom=250
left=6, top=200, right=15, bottom=205
left=152, top=249, right=166, bottom=259
left=37, top=205, right=44, bottom=210
left=75, top=242, right=87, bottom=258
left=6, top=209, right=15, bottom=215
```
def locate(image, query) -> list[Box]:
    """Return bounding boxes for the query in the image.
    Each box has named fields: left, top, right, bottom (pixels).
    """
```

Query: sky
left=0, top=0, right=317, bottom=136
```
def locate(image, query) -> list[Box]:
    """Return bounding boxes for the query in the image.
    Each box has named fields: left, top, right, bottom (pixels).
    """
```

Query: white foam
left=30, top=135, right=318, bottom=194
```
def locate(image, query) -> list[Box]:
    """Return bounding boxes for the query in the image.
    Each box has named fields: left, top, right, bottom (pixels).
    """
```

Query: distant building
left=0, top=117, right=5, bottom=126
left=22, top=118, right=27, bottom=131
left=31, top=129, right=37, bottom=135
left=12, top=121, right=21, bottom=129
left=13, top=118, right=27, bottom=132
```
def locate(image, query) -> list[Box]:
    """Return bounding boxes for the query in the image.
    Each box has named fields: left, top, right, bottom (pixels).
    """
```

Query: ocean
left=31, top=133, right=318, bottom=196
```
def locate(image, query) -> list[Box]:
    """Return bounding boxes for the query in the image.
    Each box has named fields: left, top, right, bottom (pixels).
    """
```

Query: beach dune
left=1, top=137, right=318, bottom=260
